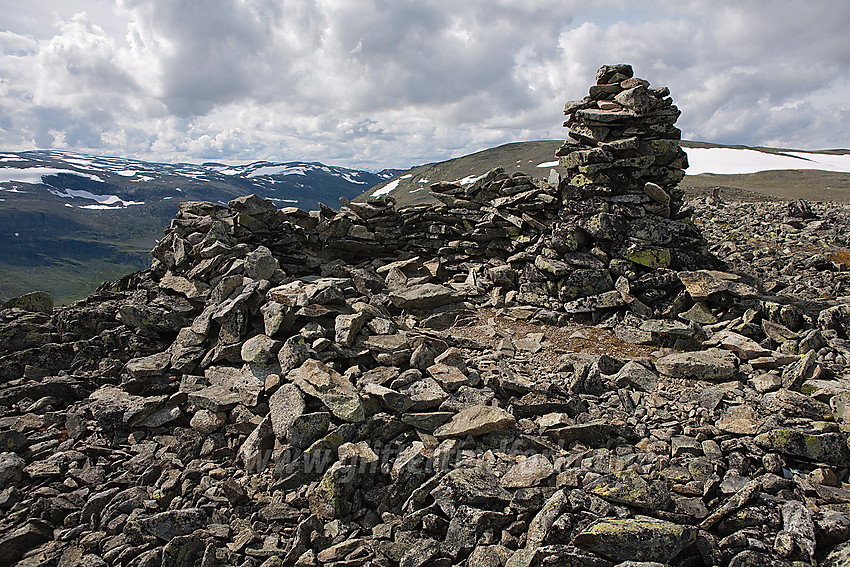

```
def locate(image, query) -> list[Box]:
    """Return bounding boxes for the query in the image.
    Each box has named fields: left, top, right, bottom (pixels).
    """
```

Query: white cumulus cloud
left=0, top=0, right=849, bottom=169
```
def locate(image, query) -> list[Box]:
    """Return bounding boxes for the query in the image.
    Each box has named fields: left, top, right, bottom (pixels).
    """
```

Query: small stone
left=0, top=453, right=24, bottom=488
left=137, top=508, right=207, bottom=540
left=613, top=361, right=659, bottom=392
left=654, top=349, right=738, bottom=381
left=241, top=334, right=279, bottom=365
left=716, top=405, right=762, bottom=435
left=289, top=359, right=365, bottom=423
left=427, top=362, right=471, bottom=392
left=502, top=454, right=554, bottom=488
left=434, top=405, right=516, bottom=438
left=190, top=409, right=225, bottom=434
left=268, top=383, right=305, bottom=440
left=335, top=312, right=367, bottom=346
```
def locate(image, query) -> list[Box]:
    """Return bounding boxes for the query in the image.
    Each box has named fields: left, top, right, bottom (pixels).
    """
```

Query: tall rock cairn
left=557, top=63, right=688, bottom=215
left=514, top=64, right=715, bottom=316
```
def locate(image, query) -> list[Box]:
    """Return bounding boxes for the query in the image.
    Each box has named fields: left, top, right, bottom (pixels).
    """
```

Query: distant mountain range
left=0, top=150, right=402, bottom=303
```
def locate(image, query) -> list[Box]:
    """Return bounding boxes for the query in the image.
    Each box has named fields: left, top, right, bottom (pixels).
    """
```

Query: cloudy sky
left=1, top=1, right=849, bottom=170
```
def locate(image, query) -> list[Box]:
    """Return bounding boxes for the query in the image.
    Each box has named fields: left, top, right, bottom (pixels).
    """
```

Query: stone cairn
left=4, top=65, right=850, bottom=566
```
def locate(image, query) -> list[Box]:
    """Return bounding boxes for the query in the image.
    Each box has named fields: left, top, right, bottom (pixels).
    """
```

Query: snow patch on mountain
left=248, top=165, right=311, bottom=178
left=372, top=178, right=400, bottom=197
left=458, top=174, right=484, bottom=185
left=48, top=188, right=144, bottom=207
left=0, top=167, right=104, bottom=184
left=686, top=148, right=850, bottom=175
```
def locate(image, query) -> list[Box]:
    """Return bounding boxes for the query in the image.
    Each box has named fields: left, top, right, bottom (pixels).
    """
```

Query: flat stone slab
left=709, top=329, right=772, bottom=360
left=572, top=518, right=698, bottom=564
left=545, top=420, right=636, bottom=446
left=389, top=283, right=465, bottom=310
left=755, top=429, right=850, bottom=467
left=654, top=348, right=738, bottom=381
left=588, top=469, right=672, bottom=510
left=501, top=454, right=554, bottom=488
left=433, top=404, right=515, bottom=438
left=678, top=270, right=758, bottom=301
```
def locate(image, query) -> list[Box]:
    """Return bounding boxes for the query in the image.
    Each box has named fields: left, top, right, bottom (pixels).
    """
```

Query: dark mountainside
left=0, top=151, right=401, bottom=304
left=1, top=65, right=850, bottom=567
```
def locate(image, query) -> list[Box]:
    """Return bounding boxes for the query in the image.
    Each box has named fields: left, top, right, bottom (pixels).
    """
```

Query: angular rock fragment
left=289, top=359, right=365, bottom=423
left=655, top=348, right=738, bottom=381
left=572, top=518, right=697, bottom=563
left=433, top=404, right=515, bottom=438
left=268, top=383, right=305, bottom=440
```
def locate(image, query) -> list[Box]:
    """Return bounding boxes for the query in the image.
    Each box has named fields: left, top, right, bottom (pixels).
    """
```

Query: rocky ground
left=0, top=187, right=849, bottom=567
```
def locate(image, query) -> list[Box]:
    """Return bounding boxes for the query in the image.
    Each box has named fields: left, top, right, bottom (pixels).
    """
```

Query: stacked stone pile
left=557, top=63, right=688, bottom=203
left=1, top=66, right=850, bottom=566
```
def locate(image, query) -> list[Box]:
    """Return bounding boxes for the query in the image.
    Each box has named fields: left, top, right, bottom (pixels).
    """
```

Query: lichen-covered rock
left=1, top=291, right=53, bottom=314
left=755, top=429, right=850, bottom=467
left=137, top=508, right=207, bottom=541
left=268, top=383, right=305, bottom=440
left=572, top=518, right=697, bottom=563
left=289, top=359, right=365, bottom=423
left=588, top=469, right=672, bottom=510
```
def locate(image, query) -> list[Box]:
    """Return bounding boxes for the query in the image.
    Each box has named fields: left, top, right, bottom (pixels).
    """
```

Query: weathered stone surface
left=335, top=312, right=367, bottom=346
left=389, top=283, right=464, bottom=310
left=189, top=408, right=225, bottom=434
left=431, top=467, right=512, bottom=516
left=1, top=291, right=53, bottom=314
left=138, top=508, right=207, bottom=540
left=0, top=452, right=24, bottom=488
left=289, top=359, right=365, bottom=423
left=309, top=461, right=356, bottom=520
left=678, top=270, right=758, bottom=301
left=572, top=518, right=698, bottom=563
left=0, top=521, right=52, bottom=562
left=588, top=470, right=672, bottom=510
left=501, top=454, right=554, bottom=488
left=159, top=275, right=209, bottom=299
left=268, top=383, right=305, bottom=440
left=655, top=348, right=738, bottom=381
left=546, top=420, right=635, bottom=446
left=241, top=334, right=279, bottom=365
left=716, top=404, right=762, bottom=435
left=245, top=245, right=279, bottom=280
left=613, top=361, right=659, bottom=392
left=433, top=404, right=515, bottom=438
left=237, top=417, right=274, bottom=472
left=755, top=429, right=850, bottom=467
left=125, top=350, right=172, bottom=377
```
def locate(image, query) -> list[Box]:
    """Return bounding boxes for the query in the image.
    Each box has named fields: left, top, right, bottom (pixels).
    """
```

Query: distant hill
left=358, top=140, right=850, bottom=208
left=0, top=150, right=402, bottom=303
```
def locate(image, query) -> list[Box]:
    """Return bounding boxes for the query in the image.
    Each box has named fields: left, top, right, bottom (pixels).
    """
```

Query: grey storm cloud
left=1, top=0, right=849, bottom=168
